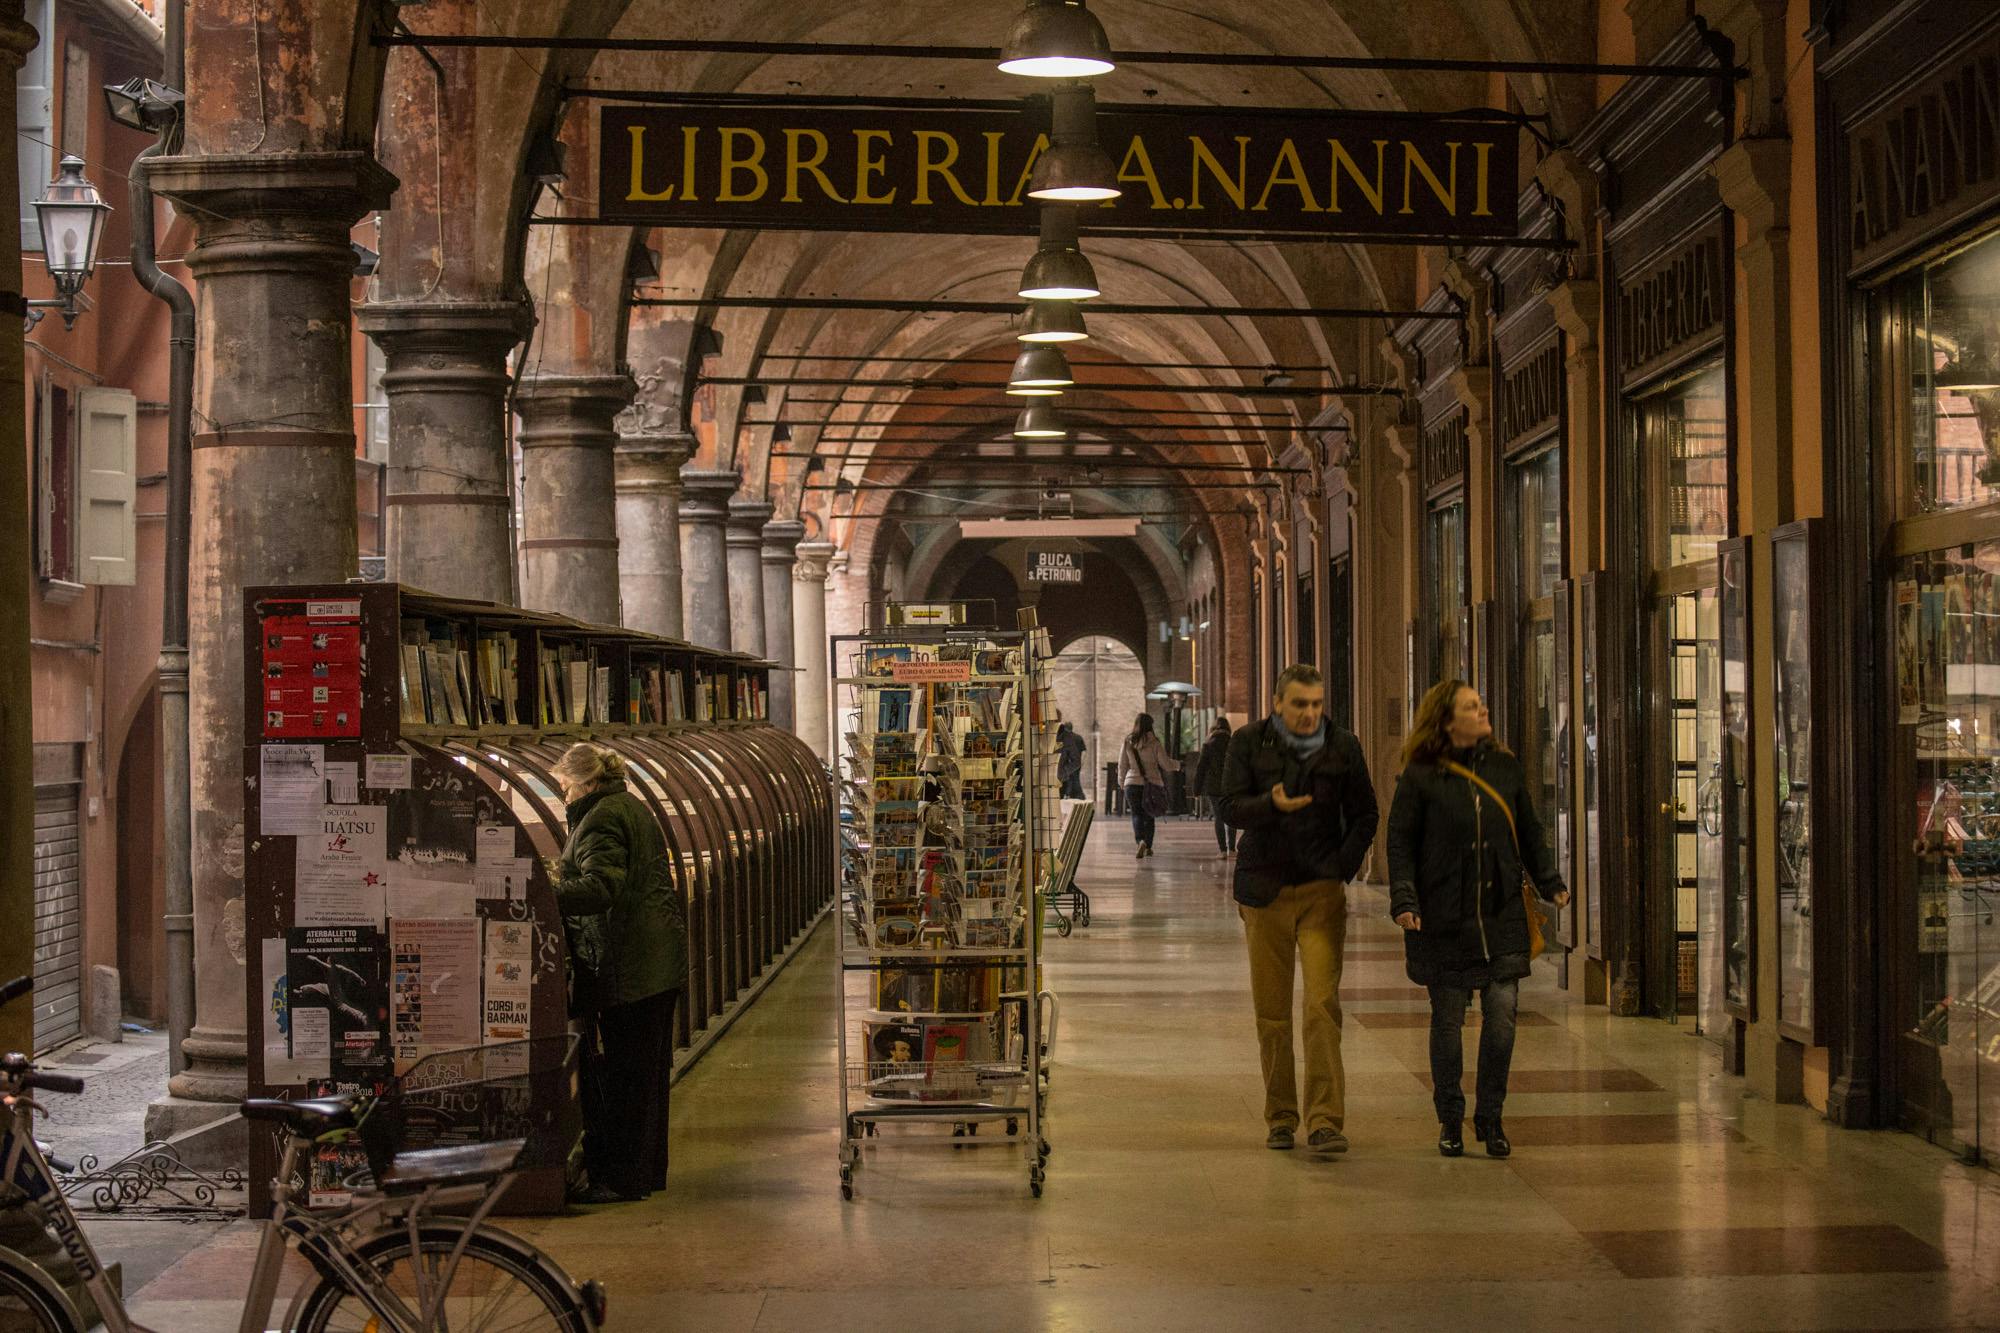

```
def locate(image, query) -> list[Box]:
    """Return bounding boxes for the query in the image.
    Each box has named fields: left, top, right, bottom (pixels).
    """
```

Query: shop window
left=1429, top=499, right=1466, bottom=684
left=1896, top=232, right=2000, bottom=518
left=1637, top=363, right=1728, bottom=574
left=1510, top=445, right=1562, bottom=841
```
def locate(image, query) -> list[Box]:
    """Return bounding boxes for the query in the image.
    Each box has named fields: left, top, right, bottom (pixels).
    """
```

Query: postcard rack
left=832, top=624, right=1054, bottom=1198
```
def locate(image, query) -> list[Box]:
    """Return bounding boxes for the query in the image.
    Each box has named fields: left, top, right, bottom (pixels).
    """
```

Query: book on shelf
left=565, top=659, right=590, bottom=725
left=591, top=666, right=612, bottom=726
left=397, top=636, right=426, bottom=724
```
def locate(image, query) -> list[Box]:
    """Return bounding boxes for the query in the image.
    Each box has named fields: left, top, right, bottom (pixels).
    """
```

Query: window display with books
left=245, top=583, right=829, bottom=1214
left=832, top=613, right=1052, bottom=1199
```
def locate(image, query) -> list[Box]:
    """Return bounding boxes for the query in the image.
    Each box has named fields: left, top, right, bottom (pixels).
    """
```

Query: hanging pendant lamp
left=1018, top=301, right=1089, bottom=343
left=1019, top=205, right=1100, bottom=301
left=998, top=0, right=1116, bottom=79
left=1028, top=84, right=1121, bottom=203
left=1008, top=344, right=1075, bottom=393
left=1014, top=401, right=1070, bottom=438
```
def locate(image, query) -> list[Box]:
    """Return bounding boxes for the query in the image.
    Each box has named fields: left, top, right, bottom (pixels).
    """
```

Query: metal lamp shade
left=1027, top=140, right=1121, bottom=203
left=1013, top=401, right=1069, bottom=438
left=1008, top=344, right=1075, bottom=389
left=34, top=156, right=111, bottom=293
left=1018, top=301, right=1089, bottom=343
left=998, top=0, right=1115, bottom=78
left=1019, top=242, right=1100, bottom=300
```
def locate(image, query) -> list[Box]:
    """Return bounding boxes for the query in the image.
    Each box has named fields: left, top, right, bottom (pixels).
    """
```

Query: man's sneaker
left=1265, top=1125, right=1295, bottom=1151
left=1307, top=1128, right=1349, bottom=1155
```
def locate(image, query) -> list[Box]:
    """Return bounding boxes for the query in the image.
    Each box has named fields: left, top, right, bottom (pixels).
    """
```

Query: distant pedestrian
left=1387, top=680, right=1568, bottom=1160
left=1119, top=712, right=1178, bottom=857
left=1192, top=717, right=1236, bottom=855
left=1220, top=665, right=1378, bottom=1156
left=1056, top=721, right=1087, bottom=800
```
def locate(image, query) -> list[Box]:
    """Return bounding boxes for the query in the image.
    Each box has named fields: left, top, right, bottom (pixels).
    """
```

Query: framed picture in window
left=1718, top=536, right=1755, bottom=1021
left=1771, top=520, right=1826, bottom=1043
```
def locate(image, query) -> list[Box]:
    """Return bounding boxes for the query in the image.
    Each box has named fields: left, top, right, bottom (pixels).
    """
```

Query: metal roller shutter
left=32, top=786, right=82, bottom=1050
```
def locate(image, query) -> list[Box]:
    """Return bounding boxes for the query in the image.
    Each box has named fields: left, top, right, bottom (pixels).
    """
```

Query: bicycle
left=0, top=975, right=607, bottom=1332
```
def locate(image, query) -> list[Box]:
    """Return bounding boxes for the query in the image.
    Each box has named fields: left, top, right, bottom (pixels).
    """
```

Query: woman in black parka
left=1386, top=679, right=1568, bottom=1159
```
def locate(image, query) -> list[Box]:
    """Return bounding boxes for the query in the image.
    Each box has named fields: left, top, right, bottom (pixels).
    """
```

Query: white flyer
left=291, top=1003, right=331, bottom=1062
left=476, top=824, right=517, bottom=860
left=365, top=753, right=414, bottom=790
left=260, top=744, right=326, bottom=836
left=323, top=761, right=359, bottom=805
left=294, top=805, right=388, bottom=926
left=473, top=857, right=531, bottom=902
left=387, top=861, right=477, bottom=919
left=261, top=936, right=329, bottom=1083
left=482, top=918, right=534, bottom=1046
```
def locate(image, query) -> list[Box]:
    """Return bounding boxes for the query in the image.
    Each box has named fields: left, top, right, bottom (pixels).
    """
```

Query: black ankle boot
left=1438, top=1120, right=1463, bottom=1157
left=1474, top=1117, right=1510, bottom=1158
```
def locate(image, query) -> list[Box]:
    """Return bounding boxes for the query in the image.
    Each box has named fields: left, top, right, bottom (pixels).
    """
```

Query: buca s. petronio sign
left=598, top=103, right=1518, bottom=240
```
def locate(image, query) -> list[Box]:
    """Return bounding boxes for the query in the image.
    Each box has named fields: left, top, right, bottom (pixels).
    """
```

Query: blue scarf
left=1277, top=718, right=1327, bottom=758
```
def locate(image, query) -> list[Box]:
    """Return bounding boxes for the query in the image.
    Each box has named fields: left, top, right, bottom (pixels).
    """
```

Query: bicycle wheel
left=293, top=1225, right=591, bottom=1333
left=0, top=1257, right=84, bottom=1333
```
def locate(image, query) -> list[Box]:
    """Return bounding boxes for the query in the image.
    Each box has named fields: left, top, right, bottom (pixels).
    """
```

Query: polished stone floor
left=125, top=818, right=1999, bottom=1330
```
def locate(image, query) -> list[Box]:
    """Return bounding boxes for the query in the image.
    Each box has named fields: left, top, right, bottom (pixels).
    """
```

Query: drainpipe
left=128, top=39, right=194, bottom=1072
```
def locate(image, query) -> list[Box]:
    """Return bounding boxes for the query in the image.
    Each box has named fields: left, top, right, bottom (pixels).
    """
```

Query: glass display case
left=242, top=583, right=831, bottom=1212
left=1771, top=521, right=1824, bottom=1040
left=1718, top=537, right=1754, bottom=1020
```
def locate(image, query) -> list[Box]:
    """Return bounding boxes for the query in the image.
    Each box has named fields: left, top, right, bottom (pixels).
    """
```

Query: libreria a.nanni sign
left=599, top=104, right=1519, bottom=240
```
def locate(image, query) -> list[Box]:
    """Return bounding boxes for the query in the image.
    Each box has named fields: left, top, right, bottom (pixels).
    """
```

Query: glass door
left=1650, top=587, right=1723, bottom=1031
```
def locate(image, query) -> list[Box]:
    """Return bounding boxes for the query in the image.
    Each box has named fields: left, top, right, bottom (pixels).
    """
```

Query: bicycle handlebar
left=0, top=976, right=32, bottom=1007
left=25, top=1072, right=84, bottom=1096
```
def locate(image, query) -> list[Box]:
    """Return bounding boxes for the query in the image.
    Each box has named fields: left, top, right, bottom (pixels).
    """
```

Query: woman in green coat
left=553, top=742, right=686, bottom=1204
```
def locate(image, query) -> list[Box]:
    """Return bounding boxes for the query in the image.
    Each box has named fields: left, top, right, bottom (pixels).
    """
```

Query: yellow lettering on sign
left=1328, top=139, right=1387, bottom=214
left=681, top=125, right=701, bottom=203
left=1252, top=137, right=1320, bottom=212
left=625, top=126, right=674, bottom=202
left=1401, top=141, right=1460, bottom=215
left=982, top=131, right=1007, bottom=206
left=1472, top=141, right=1493, bottom=217
left=1006, top=133, right=1051, bottom=206
left=783, top=129, right=847, bottom=203
left=718, top=127, right=769, bottom=203
left=1116, top=135, right=1172, bottom=210
left=1188, top=135, right=1252, bottom=211
left=914, top=131, right=981, bottom=206
left=855, top=130, right=897, bottom=204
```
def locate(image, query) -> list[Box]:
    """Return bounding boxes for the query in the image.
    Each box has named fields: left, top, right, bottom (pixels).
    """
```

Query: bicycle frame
left=2, top=1090, right=519, bottom=1333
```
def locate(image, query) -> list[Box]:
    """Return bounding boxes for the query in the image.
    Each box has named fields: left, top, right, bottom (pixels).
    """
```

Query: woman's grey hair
left=553, top=742, right=625, bottom=791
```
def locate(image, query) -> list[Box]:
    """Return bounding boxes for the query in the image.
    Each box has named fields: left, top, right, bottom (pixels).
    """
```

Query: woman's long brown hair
left=1399, top=678, right=1471, bottom=768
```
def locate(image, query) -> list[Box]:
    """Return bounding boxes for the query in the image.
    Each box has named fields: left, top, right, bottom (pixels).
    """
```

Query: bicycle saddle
left=239, top=1096, right=357, bottom=1137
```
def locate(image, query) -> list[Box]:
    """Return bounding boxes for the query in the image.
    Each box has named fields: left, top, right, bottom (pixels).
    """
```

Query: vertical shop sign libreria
left=598, top=103, right=1519, bottom=239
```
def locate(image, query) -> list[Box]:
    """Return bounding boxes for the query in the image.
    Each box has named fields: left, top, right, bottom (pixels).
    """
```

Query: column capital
left=514, top=372, right=637, bottom=421
left=794, top=539, right=836, bottom=583
left=357, top=299, right=535, bottom=352
left=761, top=518, right=807, bottom=568
left=727, top=497, right=776, bottom=549
left=1710, top=136, right=1792, bottom=238
left=1547, top=280, right=1602, bottom=354
left=148, top=151, right=397, bottom=227
left=614, top=432, right=695, bottom=495
left=1446, top=365, right=1493, bottom=433
left=679, top=468, right=740, bottom=522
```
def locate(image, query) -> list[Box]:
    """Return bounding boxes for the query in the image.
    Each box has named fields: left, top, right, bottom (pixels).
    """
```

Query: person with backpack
left=1119, top=712, right=1178, bottom=857
left=553, top=742, right=688, bottom=1203
left=1220, top=664, right=1378, bottom=1156
left=1386, top=679, right=1568, bottom=1160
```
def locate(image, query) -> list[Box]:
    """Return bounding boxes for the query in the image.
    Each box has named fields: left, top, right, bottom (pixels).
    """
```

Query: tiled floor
left=122, top=819, right=2000, bottom=1331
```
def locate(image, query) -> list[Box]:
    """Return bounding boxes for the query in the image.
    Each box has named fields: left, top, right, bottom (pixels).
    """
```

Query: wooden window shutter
left=75, top=386, right=136, bottom=586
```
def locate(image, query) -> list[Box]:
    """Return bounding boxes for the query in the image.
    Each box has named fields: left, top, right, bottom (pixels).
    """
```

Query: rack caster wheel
left=1030, top=1181, right=1043, bottom=1198
left=1006, top=1119, right=1019, bottom=1136
left=841, top=1182, right=854, bottom=1200
left=864, top=1122, right=876, bottom=1137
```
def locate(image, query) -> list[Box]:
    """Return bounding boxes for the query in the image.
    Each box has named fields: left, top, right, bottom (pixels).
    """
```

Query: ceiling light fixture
left=1008, top=343, right=1076, bottom=393
left=1028, top=84, right=1121, bottom=203
left=1018, top=300, right=1089, bottom=343
left=1019, top=205, right=1100, bottom=301
left=1013, top=401, right=1069, bottom=438
left=997, top=0, right=1115, bottom=79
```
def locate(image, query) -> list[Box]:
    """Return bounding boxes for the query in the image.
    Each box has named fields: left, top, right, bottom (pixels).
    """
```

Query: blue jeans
left=1427, top=979, right=1518, bottom=1126
left=1125, top=784, right=1154, bottom=847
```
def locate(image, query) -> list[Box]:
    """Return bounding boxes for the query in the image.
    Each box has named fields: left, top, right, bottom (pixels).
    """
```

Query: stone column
left=614, top=432, right=694, bottom=638
left=515, top=374, right=634, bottom=627
left=792, top=540, right=836, bottom=761
left=679, top=469, right=738, bottom=650
left=143, top=153, right=397, bottom=1121
left=759, top=520, right=805, bottom=727
left=356, top=302, right=533, bottom=603
left=726, top=498, right=774, bottom=657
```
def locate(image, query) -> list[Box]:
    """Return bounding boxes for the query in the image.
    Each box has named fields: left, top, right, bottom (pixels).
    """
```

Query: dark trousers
left=1125, top=784, right=1155, bottom=847
left=1212, top=805, right=1237, bottom=852
left=582, top=988, right=676, bottom=1197
left=1426, top=979, right=1518, bottom=1126
left=1060, top=772, right=1085, bottom=799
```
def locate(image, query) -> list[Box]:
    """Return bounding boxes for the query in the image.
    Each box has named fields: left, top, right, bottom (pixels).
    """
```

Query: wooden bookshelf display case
left=242, top=583, right=832, bottom=1211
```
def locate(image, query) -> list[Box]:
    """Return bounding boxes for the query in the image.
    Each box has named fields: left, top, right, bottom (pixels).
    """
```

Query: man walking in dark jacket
left=1220, top=664, right=1379, bottom=1155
